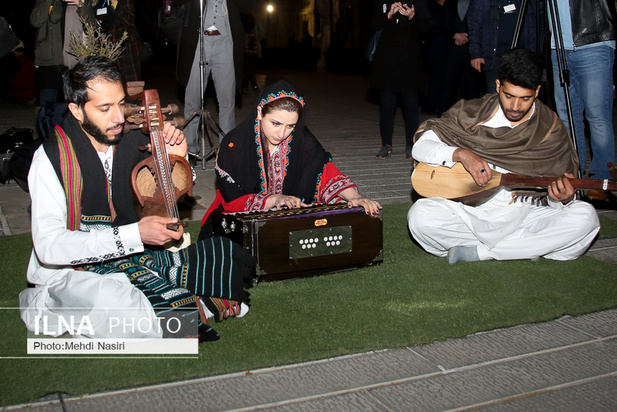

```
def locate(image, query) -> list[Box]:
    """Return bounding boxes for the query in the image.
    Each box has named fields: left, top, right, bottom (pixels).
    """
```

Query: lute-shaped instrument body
left=411, top=162, right=617, bottom=206
left=126, top=84, right=193, bottom=231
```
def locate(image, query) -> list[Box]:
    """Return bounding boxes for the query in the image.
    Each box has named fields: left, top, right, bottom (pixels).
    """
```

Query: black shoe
left=376, top=145, right=392, bottom=159
left=405, top=145, right=413, bottom=160
left=198, top=324, right=220, bottom=342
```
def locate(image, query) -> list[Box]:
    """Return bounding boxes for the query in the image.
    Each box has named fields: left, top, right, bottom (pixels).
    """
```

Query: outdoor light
left=267, top=4, right=274, bottom=12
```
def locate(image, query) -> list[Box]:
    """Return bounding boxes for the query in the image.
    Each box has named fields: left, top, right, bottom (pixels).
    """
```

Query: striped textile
left=54, top=125, right=83, bottom=231
left=80, top=236, right=253, bottom=337
left=203, top=297, right=241, bottom=322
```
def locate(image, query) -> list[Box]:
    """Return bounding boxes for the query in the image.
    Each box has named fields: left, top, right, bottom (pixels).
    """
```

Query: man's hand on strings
left=453, top=148, right=492, bottom=186
left=138, top=216, right=184, bottom=246
left=548, top=173, right=576, bottom=204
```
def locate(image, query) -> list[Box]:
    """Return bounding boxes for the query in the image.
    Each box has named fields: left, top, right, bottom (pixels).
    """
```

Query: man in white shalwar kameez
left=408, top=49, right=600, bottom=264
left=20, top=56, right=253, bottom=342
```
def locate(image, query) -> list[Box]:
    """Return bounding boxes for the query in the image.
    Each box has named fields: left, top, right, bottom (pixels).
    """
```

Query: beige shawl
left=415, top=94, right=579, bottom=177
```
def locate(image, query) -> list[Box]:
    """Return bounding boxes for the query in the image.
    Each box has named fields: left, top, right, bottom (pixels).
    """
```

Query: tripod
left=182, top=0, right=227, bottom=170
left=183, top=108, right=224, bottom=170
left=511, top=0, right=579, bottom=164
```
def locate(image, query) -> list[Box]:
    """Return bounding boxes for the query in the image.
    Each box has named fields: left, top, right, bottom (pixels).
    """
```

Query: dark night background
left=4, top=0, right=380, bottom=78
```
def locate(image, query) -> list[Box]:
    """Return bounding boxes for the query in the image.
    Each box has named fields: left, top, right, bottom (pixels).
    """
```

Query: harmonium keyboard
left=212, top=204, right=383, bottom=281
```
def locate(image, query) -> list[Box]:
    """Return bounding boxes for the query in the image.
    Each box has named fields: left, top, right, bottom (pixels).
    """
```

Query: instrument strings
left=152, top=122, right=180, bottom=219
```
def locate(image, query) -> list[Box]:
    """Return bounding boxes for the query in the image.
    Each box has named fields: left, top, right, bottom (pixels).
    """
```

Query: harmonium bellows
left=212, top=204, right=383, bottom=281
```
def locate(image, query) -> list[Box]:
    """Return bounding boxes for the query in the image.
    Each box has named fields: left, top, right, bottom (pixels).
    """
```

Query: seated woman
left=199, top=80, right=382, bottom=239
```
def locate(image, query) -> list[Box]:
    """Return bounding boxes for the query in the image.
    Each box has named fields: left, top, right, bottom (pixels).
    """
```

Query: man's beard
left=499, top=99, right=530, bottom=123
left=503, top=108, right=527, bottom=122
left=82, top=110, right=124, bottom=146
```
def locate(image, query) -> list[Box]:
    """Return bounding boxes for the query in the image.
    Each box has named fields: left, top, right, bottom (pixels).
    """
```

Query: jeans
left=551, top=46, right=615, bottom=179
left=379, top=88, right=419, bottom=147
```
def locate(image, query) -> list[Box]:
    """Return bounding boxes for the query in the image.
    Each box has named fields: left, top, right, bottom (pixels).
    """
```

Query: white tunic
left=19, top=146, right=162, bottom=338
left=408, top=105, right=600, bottom=261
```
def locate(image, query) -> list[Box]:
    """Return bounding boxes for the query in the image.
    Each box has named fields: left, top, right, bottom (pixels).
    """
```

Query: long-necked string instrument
left=124, top=82, right=193, bottom=233
left=411, top=162, right=617, bottom=206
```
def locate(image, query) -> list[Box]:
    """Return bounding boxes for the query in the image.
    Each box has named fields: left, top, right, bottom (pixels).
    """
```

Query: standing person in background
left=62, top=0, right=84, bottom=70
left=79, top=0, right=142, bottom=82
left=423, top=0, right=447, bottom=117
left=31, top=0, right=67, bottom=109
left=0, top=16, right=20, bottom=102
left=173, top=0, right=255, bottom=158
left=370, top=0, right=431, bottom=161
left=7, top=41, right=38, bottom=104
left=467, top=0, right=541, bottom=93
left=439, top=0, right=481, bottom=110
left=549, top=0, right=616, bottom=191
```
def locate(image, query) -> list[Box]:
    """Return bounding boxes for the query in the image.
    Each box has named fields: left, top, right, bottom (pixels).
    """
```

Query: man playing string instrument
left=408, top=48, right=600, bottom=264
left=20, top=56, right=254, bottom=342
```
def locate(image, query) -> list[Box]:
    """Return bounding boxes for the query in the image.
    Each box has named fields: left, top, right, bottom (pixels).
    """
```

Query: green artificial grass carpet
left=1, top=202, right=616, bottom=406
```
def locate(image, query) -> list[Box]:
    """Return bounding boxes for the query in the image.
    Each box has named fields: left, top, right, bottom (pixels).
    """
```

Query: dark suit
left=174, top=0, right=254, bottom=90
left=440, top=0, right=481, bottom=109
left=172, top=0, right=254, bottom=153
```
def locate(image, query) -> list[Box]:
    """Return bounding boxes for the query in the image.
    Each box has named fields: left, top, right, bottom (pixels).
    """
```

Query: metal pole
left=510, top=0, right=528, bottom=49
left=512, top=0, right=579, bottom=175
left=198, top=0, right=207, bottom=169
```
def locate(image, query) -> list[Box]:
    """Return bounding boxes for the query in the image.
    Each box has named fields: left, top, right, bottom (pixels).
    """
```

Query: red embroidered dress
left=200, top=81, right=359, bottom=236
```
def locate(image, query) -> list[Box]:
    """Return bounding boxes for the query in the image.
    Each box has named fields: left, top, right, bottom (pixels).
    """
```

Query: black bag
left=0, top=127, right=40, bottom=191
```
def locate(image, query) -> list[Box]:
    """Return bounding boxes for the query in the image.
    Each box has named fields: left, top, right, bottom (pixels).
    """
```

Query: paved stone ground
left=9, top=309, right=617, bottom=411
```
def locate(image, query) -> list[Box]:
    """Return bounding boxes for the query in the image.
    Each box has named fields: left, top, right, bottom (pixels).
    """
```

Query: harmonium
left=212, top=204, right=383, bottom=281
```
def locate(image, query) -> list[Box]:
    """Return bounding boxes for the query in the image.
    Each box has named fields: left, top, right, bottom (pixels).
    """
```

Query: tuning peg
left=126, top=114, right=145, bottom=124
left=124, top=104, right=144, bottom=117
left=123, top=123, right=142, bottom=133
left=161, top=104, right=180, bottom=115
left=125, top=81, right=145, bottom=97
left=170, top=116, right=186, bottom=128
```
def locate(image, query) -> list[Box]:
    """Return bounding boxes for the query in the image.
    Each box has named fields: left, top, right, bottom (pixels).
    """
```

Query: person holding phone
left=369, top=0, right=431, bottom=160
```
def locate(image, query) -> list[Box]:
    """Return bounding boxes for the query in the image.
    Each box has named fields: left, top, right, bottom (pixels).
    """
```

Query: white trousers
left=20, top=270, right=161, bottom=338
left=407, top=190, right=600, bottom=261
left=184, top=35, right=236, bottom=153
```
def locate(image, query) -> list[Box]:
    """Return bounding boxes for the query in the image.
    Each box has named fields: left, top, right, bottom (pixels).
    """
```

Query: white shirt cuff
left=118, top=222, right=144, bottom=254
